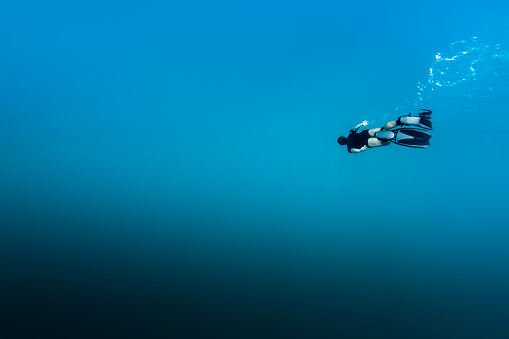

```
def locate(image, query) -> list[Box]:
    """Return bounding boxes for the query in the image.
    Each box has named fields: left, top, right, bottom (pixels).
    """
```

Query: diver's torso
left=347, top=130, right=370, bottom=152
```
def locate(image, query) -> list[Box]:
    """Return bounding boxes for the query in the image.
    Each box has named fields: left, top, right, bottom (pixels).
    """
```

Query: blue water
left=1, top=1, right=509, bottom=337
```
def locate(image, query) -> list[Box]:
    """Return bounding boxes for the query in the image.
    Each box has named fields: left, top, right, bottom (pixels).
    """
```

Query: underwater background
left=1, top=0, right=509, bottom=337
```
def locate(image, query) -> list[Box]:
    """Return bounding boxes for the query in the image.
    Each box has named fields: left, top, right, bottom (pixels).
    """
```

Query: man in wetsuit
left=337, top=111, right=432, bottom=153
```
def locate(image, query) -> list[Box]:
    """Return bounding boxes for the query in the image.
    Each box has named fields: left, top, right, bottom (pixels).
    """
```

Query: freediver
left=337, top=109, right=433, bottom=153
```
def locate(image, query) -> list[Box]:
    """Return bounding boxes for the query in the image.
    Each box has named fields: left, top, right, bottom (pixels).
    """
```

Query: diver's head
left=337, top=136, right=347, bottom=145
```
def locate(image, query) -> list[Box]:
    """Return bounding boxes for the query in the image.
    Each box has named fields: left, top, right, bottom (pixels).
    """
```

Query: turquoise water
left=2, top=1, right=509, bottom=337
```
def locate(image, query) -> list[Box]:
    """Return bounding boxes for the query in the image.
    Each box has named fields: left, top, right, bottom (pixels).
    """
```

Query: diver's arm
left=349, top=145, right=368, bottom=154
left=350, top=120, right=369, bottom=133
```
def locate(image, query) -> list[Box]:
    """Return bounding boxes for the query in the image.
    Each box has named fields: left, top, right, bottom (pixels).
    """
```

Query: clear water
left=1, top=1, right=509, bottom=337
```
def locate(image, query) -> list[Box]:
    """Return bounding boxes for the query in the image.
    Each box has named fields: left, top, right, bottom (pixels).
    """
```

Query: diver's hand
left=350, top=145, right=368, bottom=153
left=352, top=120, right=369, bottom=132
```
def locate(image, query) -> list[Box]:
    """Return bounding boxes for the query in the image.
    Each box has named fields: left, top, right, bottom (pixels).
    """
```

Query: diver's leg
left=368, top=128, right=382, bottom=137
left=368, top=128, right=391, bottom=147
left=382, top=121, right=397, bottom=130
left=398, top=116, right=432, bottom=130
left=367, top=138, right=391, bottom=148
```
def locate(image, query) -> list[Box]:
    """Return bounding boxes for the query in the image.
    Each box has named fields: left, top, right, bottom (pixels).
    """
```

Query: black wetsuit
left=346, top=130, right=370, bottom=153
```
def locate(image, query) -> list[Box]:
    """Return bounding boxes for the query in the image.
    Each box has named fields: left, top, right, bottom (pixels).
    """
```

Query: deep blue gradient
left=1, top=1, right=509, bottom=337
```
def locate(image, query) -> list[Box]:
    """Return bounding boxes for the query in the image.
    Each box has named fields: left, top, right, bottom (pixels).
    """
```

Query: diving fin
left=418, top=109, right=432, bottom=118
left=376, top=128, right=431, bottom=148
left=398, top=113, right=432, bottom=130
left=375, top=130, right=395, bottom=142
left=392, top=128, right=431, bottom=148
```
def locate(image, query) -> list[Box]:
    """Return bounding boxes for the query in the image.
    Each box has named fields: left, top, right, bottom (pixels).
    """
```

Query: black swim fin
left=393, top=128, right=431, bottom=148
left=399, top=116, right=432, bottom=130
left=418, top=109, right=432, bottom=118
left=376, top=128, right=431, bottom=148
left=398, top=109, right=432, bottom=130
left=417, top=109, right=432, bottom=130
